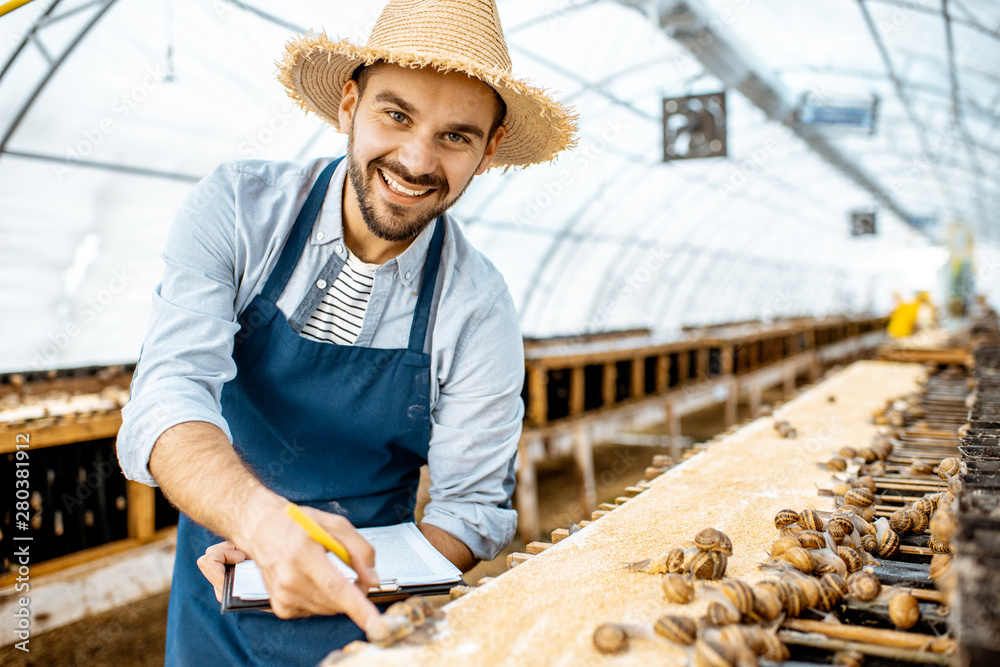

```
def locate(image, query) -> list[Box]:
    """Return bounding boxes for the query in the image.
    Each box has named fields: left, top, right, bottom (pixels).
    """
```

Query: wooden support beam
left=515, top=435, right=540, bottom=541
left=665, top=400, right=681, bottom=462
left=721, top=345, right=734, bottom=375
left=573, top=425, right=597, bottom=519
left=656, top=355, right=669, bottom=393
left=631, top=357, right=644, bottom=400
left=527, top=365, right=548, bottom=426
left=696, top=347, right=709, bottom=383
left=677, top=352, right=690, bottom=387
left=781, top=618, right=955, bottom=654
left=126, top=480, right=156, bottom=543
left=551, top=528, right=570, bottom=543
left=569, top=366, right=585, bottom=416
left=525, top=542, right=552, bottom=555
left=602, top=362, right=617, bottom=407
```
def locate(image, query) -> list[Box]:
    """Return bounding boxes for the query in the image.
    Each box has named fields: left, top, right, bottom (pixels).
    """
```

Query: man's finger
left=303, top=509, right=380, bottom=587
left=197, top=546, right=247, bottom=602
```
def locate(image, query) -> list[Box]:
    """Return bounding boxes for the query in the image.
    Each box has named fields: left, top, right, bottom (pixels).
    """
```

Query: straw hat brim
left=277, top=33, right=577, bottom=168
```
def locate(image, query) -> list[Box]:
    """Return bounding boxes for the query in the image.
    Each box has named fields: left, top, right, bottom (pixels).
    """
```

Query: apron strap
left=407, top=218, right=445, bottom=354
left=260, top=158, right=343, bottom=303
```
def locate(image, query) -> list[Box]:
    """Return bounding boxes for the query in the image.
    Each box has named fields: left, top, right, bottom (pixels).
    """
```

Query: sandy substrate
left=332, top=360, right=926, bottom=667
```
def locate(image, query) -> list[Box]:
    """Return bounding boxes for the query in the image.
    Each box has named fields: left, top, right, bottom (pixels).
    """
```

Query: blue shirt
left=117, top=157, right=525, bottom=561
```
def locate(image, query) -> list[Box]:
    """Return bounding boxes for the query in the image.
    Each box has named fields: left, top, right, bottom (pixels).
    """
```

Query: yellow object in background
left=887, top=300, right=920, bottom=338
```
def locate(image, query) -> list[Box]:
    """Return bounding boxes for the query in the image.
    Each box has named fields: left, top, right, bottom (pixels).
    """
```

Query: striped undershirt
left=301, top=250, right=380, bottom=345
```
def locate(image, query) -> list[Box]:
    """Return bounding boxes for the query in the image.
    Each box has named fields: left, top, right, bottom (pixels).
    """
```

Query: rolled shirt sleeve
left=421, top=286, right=525, bottom=561
left=117, top=164, right=241, bottom=485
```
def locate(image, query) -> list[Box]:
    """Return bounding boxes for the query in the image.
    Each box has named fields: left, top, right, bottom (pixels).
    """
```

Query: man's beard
left=346, top=128, right=477, bottom=243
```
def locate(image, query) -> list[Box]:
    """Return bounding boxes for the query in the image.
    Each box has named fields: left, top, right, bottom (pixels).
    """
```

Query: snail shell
left=838, top=546, right=863, bottom=574
left=720, top=625, right=765, bottom=655
left=813, top=580, right=838, bottom=612
left=774, top=509, right=800, bottom=529
left=795, top=576, right=822, bottom=608
left=909, top=509, right=929, bottom=534
left=798, top=508, right=824, bottom=532
left=751, top=586, right=784, bottom=621
left=826, top=521, right=847, bottom=544
left=912, top=497, right=935, bottom=517
left=695, top=528, right=734, bottom=556
left=859, top=505, right=877, bottom=523
left=782, top=546, right=815, bottom=574
left=861, top=534, right=878, bottom=553
left=909, top=460, right=934, bottom=476
left=822, top=572, right=849, bottom=597
left=756, top=580, right=786, bottom=604
left=781, top=524, right=804, bottom=539
left=689, top=550, right=718, bottom=580
left=366, top=613, right=415, bottom=647
left=654, top=614, right=697, bottom=645
left=720, top=580, right=756, bottom=616
left=797, top=530, right=826, bottom=550
left=385, top=598, right=427, bottom=626
left=693, top=637, right=736, bottom=667
left=930, top=509, right=957, bottom=543
left=878, top=527, right=900, bottom=557
left=888, top=591, right=920, bottom=630
left=759, top=633, right=790, bottom=662
left=779, top=581, right=807, bottom=617
left=771, top=536, right=800, bottom=559
left=662, top=573, right=696, bottom=604
left=711, top=552, right=728, bottom=580
left=847, top=570, right=881, bottom=602
left=938, top=492, right=955, bottom=511
left=858, top=447, right=878, bottom=463
left=827, top=457, right=848, bottom=472
left=867, top=460, right=887, bottom=477
left=889, top=510, right=912, bottom=534
left=853, top=476, right=877, bottom=493
left=829, top=513, right=855, bottom=537
left=706, top=600, right=742, bottom=626
left=831, top=482, right=852, bottom=497
left=593, top=623, right=629, bottom=654
left=838, top=446, right=857, bottom=459
left=927, top=537, right=951, bottom=554
left=844, top=488, right=874, bottom=508
left=938, top=457, right=961, bottom=480
left=664, top=546, right=686, bottom=573
left=929, top=553, right=952, bottom=580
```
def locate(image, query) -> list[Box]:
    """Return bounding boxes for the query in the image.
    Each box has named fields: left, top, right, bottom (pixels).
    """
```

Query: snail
left=826, top=520, right=847, bottom=544
left=821, top=572, right=849, bottom=597
left=798, top=508, right=824, bottom=532
left=930, top=508, right=957, bottom=543
left=366, top=613, right=416, bottom=647
left=838, top=546, right=863, bottom=574
left=774, top=508, right=801, bottom=528
left=827, top=457, right=848, bottom=472
left=853, top=476, right=877, bottom=493
left=857, top=447, right=878, bottom=464
left=938, top=457, right=961, bottom=480
left=927, top=537, right=950, bottom=554
left=888, top=591, right=920, bottom=630
left=653, top=614, right=697, bottom=645
left=847, top=569, right=881, bottom=602
left=796, top=530, right=826, bottom=550
left=877, top=525, right=900, bottom=558
left=384, top=596, right=438, bottom=627
left=912, top=496, right=936, bottom=517
left=889, top=510, right=912, bottom=534
left=858, top=505, right=877, bottom=523
left=720, top=624, right=765, bottom=655
left=719, top=580, right=756, bottom=616
left=828, top=513, right=855, bottom=537
left=758, top=633, right=790, bottom=661
left=929, top=553, right=952, bottom=580
left=909, top=509, right=929, bottom=534
left=750, top=586, right=783, bottom=621
left=694, top=528, right=734, bottom=556
left=909, top=460, right=934, bottom=476
left=706, top=599, right=742, bottom=626
left=693, top=636, right=737, bottom=667
left=861, top=534, right=878, bottom=553
left=795, top=576, right=822, bottom=609
left=844, top=488, right=874, bottom=508
left=832, top=650, right=865, bottom=667
left=780, top=580, right=807, bottom=617
left=838, top=446, right=856, bottom=459
left=781, top=523, right=804, bottom=539
left=771, top=536, right=800, bottom=559
left=662, top=573, right=696, bottom=604
left=592, top=623, right=630, bottom=654
left=781, top=546, right=815, bottom=574
left=831, top=482, right=852, bottom=496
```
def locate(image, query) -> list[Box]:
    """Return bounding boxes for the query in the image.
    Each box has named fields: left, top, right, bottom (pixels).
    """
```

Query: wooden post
left=721, top=345, right=734, bottom=375
left=126, top=480, right=156, bottom=543
left=602, top=362, right=617, bottom=407
left=724, top=376, right=737, bottom=427
left=677, top=351, right=690, bottom=388
left=569, top=366, right=585, bottom=416
left=748, top=384, right=762, bottom=417
left=696, top=347, right=709, bottom=382
left=631, top=358, right=645, bottom=399
left=527, top=365, right=548, bottom=426
left=656, top=355, right=669, bottom=393
left=516, top=434, right=540, bottom=541
left=783, top=361, right=796, bottom=397
left=573, top=424, right=597, bottom=518
left=665, top=400, right=681, bottom=461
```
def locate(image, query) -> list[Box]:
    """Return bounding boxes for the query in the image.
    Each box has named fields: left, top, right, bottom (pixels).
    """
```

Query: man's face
left=340, top=63, right=505, bottom=242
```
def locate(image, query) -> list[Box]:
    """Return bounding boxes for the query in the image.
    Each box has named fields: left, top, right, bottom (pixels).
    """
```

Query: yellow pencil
left=284, top=502, right=353, bottom=567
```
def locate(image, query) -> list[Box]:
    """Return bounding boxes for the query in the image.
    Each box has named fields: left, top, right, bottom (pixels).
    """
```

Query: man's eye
left=445, top=133, right=466, bottom=143
left=389, top=111, right=406, bottom=123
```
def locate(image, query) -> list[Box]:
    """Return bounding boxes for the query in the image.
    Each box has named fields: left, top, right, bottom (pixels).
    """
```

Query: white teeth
left=381, top=170, right=430, bottom=197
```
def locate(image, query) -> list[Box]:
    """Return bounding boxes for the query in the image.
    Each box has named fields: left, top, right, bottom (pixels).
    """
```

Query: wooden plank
left=779, top=630, right=952, bottom=665
left=656, top=355, right=669, bottom=394
left=631, top=357, right=644, bottom=400
left=781, top=618, right=955, bottom=654
left=525, top=542, right=552, bottom=555
left=550, top=528, right=570, bottom=543
left=527, top=365, right=548, bottom=426
left=0, top=412, right=123, bottom=454
left=602, top=362, right=617, bottom=407
left=126, top=480, right=157, bottom=543
left=569, top=366, right=585, bottom=416
left=696, top=347, right=709, bottom=383
left=721, top=345, right=734, bottom=375
left=506, top=553, right=531, bottom=570
left=0, top=527, right=175, bottom=589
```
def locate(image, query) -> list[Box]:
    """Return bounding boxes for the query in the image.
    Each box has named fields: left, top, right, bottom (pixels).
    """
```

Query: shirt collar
left=311, top=157, right=439, bottom=289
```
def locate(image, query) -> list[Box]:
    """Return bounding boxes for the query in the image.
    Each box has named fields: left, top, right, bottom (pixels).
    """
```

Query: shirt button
left=316, top=279, right=327, bottom=290
left=335, top=244, right=344, bottom=255
left=404, top=271, right=412, bottom=280
left=316, top=231, right=325, bottom=241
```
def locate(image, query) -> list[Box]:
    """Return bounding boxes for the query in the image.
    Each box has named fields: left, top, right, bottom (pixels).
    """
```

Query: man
left=116, top=0, right=575, bottom=664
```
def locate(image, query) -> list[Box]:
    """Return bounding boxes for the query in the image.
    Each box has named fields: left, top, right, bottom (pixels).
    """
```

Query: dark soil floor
left=0, top=389, right=791, bottom=666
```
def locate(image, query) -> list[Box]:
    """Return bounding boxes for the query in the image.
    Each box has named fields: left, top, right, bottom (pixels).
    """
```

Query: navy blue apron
left=165, top=157, right=445, bottom=666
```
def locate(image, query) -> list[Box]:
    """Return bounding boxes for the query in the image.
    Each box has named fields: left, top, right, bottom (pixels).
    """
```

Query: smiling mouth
left=379, top=169, right=434, bottom=198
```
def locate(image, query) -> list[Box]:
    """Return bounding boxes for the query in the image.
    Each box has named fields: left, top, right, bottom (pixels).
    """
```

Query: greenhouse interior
left=1, top=0, right=998, bottom=665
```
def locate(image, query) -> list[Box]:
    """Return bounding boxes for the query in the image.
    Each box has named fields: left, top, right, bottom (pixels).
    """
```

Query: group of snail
left=626, top=526, right=732, bottom=580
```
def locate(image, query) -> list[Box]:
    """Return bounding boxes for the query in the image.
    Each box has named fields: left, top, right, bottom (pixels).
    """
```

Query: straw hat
left=277, top=0, right=577, bottom=167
